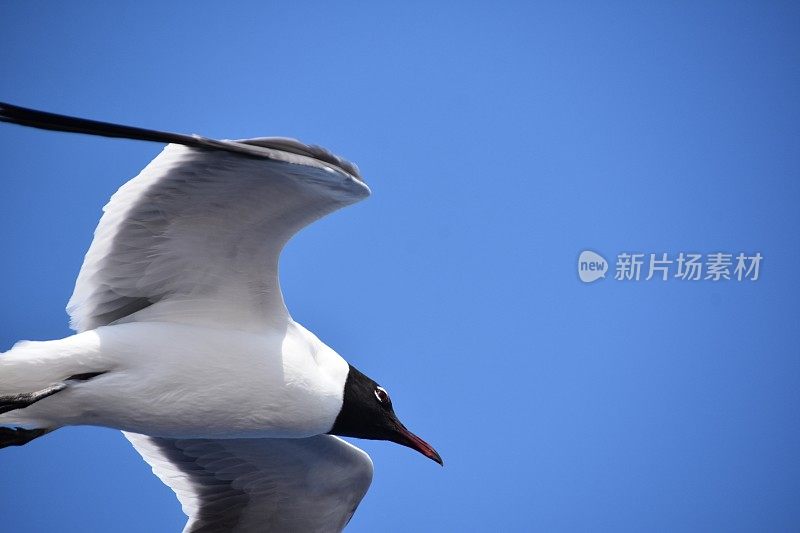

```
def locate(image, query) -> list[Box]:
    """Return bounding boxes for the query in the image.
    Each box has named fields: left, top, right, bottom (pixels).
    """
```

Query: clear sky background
left=1, top=2, right=798, bottom=532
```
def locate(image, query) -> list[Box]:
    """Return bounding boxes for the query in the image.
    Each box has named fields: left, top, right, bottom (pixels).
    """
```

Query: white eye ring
left=374, top=386, right=389, bottom=403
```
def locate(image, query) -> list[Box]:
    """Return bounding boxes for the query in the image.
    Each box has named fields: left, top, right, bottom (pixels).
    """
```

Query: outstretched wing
left=125, top=433, right=373, bottom=533
left=67, top=140, right=369, bottom=332
left=0, top=101, right=370, bottom=332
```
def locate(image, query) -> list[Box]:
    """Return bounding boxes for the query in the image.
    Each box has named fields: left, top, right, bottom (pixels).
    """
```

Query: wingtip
left=0, top=101, right=205, bottom=148
left=0, top=101, right=30, bottom=125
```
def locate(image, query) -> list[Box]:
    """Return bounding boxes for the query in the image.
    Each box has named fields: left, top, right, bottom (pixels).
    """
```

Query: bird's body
left=0, top=103, right=441, bottom=532
left=0, top=320, right=348, bottom=439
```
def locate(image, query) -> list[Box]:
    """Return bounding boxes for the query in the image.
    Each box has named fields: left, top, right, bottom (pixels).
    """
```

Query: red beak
left=394, top=422, right=443, bottom=465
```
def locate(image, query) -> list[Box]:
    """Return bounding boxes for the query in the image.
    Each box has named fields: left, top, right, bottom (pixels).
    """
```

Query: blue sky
left=1, top=2, right=799, bottom=531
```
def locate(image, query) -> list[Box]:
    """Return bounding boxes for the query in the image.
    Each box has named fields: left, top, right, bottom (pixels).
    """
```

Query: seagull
left=0, top=103, right=442, bottom=532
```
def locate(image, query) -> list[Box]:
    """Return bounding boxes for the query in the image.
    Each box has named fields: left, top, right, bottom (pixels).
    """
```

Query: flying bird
left=0, top=103, right=442, bottom=532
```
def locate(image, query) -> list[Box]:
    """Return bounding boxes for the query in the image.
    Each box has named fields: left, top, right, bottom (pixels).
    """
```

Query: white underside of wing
left=67, top=142, right=369, bottom=333
left=125, top=432, right=373, bottom=533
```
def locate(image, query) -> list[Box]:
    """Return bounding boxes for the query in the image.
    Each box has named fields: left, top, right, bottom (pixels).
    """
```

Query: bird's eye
left=374, top=386, right=390, bottom=405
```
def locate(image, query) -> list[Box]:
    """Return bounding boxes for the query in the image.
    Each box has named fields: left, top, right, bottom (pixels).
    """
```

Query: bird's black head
left=329, top=364, right=442, bottom=465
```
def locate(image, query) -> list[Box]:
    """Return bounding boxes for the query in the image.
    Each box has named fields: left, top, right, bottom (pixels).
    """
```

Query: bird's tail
left=0, top=331, right=107, bottom=448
